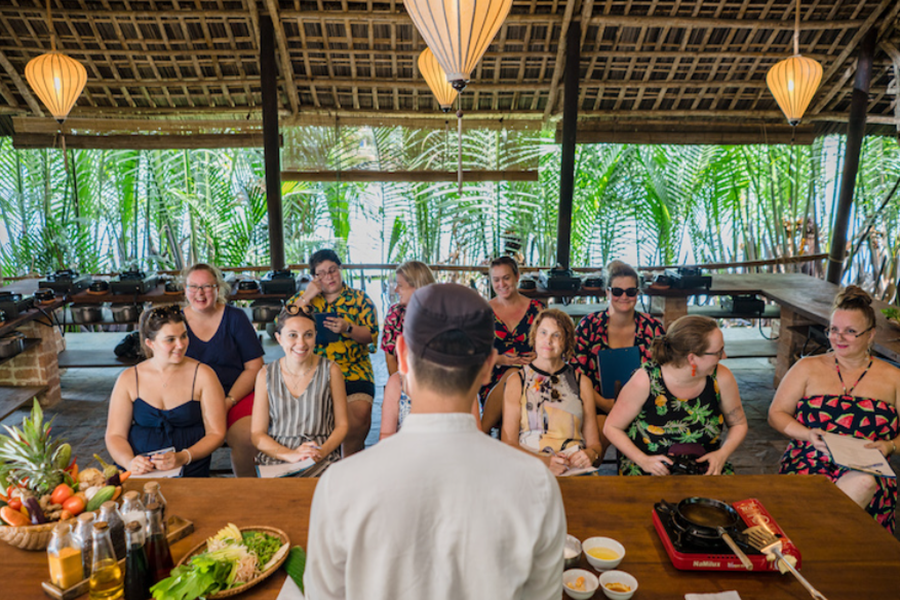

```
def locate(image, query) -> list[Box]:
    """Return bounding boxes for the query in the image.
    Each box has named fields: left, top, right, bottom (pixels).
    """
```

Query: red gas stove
left=652, top=497, right=802, bottom=572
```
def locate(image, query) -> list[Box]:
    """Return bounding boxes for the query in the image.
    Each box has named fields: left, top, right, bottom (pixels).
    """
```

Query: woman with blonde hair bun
left=381, top=261, right=436, bottom=376
left=604, top=315, right=747, bottom=476
left=770, top=285, right=900, bottom=532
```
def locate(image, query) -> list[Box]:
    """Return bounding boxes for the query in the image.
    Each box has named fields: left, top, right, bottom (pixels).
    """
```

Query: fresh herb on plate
left=242, top=531, right=282, bottom=568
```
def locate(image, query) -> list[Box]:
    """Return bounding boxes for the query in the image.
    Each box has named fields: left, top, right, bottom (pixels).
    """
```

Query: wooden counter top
left=1, top=475, right=897, bottom=599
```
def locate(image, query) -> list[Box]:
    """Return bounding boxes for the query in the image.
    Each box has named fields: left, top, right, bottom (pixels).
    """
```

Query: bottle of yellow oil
left=89, top=521, right=124, bottom=600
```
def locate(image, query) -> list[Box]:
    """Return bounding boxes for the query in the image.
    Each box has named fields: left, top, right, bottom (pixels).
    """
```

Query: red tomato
left=62, top=495, right=85, bottom=516
left=7, top=497, right=22, bottom=511
left=50, top=484, right=74, bottom=505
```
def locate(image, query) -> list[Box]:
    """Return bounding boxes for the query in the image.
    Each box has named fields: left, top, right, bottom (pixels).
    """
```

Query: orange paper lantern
left=418, top=48, right=459, bottom=111
left=766, top=55, right=823, bottom=126
left=25, top=50, right=87, bottom=123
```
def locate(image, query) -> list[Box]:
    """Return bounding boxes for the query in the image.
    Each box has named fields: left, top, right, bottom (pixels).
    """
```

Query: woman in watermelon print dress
left=479, top=256, right=544, bottom=433
left=770, top=286, right=900, bottom=532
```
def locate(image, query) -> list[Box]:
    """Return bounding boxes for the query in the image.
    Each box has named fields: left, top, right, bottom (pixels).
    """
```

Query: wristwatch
left=346, top=324, right=354, bottom=335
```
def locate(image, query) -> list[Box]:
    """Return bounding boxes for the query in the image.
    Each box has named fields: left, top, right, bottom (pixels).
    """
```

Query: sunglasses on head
left=149, top=304, right=182, bottom=319
left=610, top=287, right=639, bottom=297
left=285, top=303, right=311, bottom=316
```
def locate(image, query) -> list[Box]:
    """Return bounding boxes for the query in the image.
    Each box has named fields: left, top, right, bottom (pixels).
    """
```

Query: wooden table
left=2, top=475, right=898, bottom=599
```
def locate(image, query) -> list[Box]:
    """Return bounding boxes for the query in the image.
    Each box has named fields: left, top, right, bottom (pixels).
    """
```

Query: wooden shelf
left=0, top=385, right=46, bottom=421
left=0, top=337, right=41, bottom=367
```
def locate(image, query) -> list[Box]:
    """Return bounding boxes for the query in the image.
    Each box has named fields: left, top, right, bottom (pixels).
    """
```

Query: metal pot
left=237, top=279, right=260, bottom=292
left=0, top=332, right=25, bottom=358
left=111, top=303, right=142, bottom=323
left=251, top=301, right=282, bottom=323
left=71, top=305, right=103, bottom=324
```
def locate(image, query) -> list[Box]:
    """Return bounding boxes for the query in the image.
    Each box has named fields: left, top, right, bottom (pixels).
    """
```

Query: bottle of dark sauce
left=123, top=521, right=151, bottom=600
left=143, top=502, right=173, bottom=584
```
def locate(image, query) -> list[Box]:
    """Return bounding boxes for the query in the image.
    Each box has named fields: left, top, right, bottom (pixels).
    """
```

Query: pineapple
left=0, top=400, right=68, bottom=495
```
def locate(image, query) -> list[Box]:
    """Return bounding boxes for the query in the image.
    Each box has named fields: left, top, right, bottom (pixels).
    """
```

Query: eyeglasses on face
left=827, top=326, right=873, bottom=339
left=315, top=266, right=341, bottom=279
left=610, top=287, right=639, bottom=297
left=703, top=348, right=726, bottom=359
left=185, top=283, right=217, bottom=293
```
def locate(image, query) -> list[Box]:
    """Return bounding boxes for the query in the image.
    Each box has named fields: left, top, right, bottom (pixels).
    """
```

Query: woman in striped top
left=251, top=308, right=349, bottom=477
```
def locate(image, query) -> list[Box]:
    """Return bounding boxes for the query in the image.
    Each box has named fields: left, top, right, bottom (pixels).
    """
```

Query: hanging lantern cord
left=45, top=0, right=56, bottom=52
left=794, top=0, right=800, bottom=56
left=457, top=96, right=463, bottom=194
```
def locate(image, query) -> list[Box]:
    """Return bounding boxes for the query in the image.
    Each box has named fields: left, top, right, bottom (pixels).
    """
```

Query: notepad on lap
left=130, top=447, right=184, bottom=478
left=256, top=458, right=316, bottom=478
left=822, top=431, right=896, bottom=478
left=596, top=346, right=641, bottom=399
left=314, top=313, right=341, bottom=345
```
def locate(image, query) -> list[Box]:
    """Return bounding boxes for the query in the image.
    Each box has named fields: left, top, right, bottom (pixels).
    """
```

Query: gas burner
left=110, top=271, right=159, bottom=295
left=652, top=498, right=801, bottom=572
left=39, top=270, right=92, bottom=294
left=0, top=292, right=34, bottom=318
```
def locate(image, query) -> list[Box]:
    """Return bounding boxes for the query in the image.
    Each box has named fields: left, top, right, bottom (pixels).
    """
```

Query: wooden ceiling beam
left=0, top=48, right=43, bottom=117
left=587, top=14, right=864, bottom=31
left=11, top=132, right=272, bottom=150
left=542, top=0, right=580, bottom=121
left=281, top=170, right=538, bottom=183
left=264, top=0, right=300, bottom=115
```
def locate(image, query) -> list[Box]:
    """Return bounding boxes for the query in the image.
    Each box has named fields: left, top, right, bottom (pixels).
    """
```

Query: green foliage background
left=0, top=129, right=898, bottom=300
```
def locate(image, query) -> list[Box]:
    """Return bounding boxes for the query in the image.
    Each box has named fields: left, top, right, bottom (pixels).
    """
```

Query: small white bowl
left=563, top=568, right=599, bottom=600
left=598, top=570, right=638, bottom=600
left=582, top=536, right=625, bottom=571
left=564, top=534, right=583, bottom=569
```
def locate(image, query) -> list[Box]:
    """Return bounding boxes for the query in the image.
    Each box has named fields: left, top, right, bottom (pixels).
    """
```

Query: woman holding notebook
left=502, top=308, right=603, bottom=476
left=251, top=307, right=348, bottom=477
left=769, top=286, right=900, bottom=532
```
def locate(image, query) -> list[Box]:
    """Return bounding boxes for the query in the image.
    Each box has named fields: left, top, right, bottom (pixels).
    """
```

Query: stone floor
left=4, top=327, right=899, bottom=541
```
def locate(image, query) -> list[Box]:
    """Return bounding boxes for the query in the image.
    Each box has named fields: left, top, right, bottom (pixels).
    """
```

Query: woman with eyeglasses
left=479, top=256, right=545, bottom=433
left=105, top=305, right=227, bottom=477
left=604, top=315, right=747, bottom=476
left=573, top=261, right=665, bottom=454
left=501, top=309, right=603, bottom=475
left=381, top=261, right=436, bottom=376
left=252, top=307, right=348, bottom=476
left=287, top=249, right=379, bottom=456
left=181, top=263, right=265, bottom=477
left=770, top=286, right=900, bottom=532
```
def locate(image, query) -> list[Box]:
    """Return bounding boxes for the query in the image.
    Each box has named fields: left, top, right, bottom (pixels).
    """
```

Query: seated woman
left=251, top=307, right=349, bottom=477
left=573, top=261, right=664, bottom=454
left=182, top=263, right=264, bottom=477
left=379, top=371, right=482, bottom=440
left=604, top=315, right=747, bottom=476
left=769, top=286, right=900, bottom=532
left=381, top=261, right=436, bottom=376
left=480, top=256, right=544, bottom=433
left=501, top=308, right=602, bottom=475
left=105, top=305, right=227, bottom=478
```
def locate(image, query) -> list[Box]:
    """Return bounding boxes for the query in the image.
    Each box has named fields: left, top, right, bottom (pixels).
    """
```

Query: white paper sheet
left=685, top=592, right=742, bottom=600
left=256, top=458, right=316, bottom=478
left=276, top=574, right=305, bottom=600
left=130, top=447, right=183, bottom=478
left=822, top=431, right=896, bottom=478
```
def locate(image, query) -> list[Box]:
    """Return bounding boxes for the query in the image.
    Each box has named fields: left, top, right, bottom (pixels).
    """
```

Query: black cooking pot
left=34, top=288, right=55, bottom=303
left=237, top=279, right=260, bottom=292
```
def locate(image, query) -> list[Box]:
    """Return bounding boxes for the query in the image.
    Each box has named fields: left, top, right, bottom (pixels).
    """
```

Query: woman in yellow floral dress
left=288, top=249, right=378, bottom=456
left=603, top=316, right=748, bottom=476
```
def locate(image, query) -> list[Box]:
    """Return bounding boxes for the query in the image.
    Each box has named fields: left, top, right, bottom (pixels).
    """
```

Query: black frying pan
left=662, top=497, right=753, bottom=569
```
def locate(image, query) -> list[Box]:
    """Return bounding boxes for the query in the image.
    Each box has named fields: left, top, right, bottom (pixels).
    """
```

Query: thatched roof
left=0, top=0, right=898, bottom=145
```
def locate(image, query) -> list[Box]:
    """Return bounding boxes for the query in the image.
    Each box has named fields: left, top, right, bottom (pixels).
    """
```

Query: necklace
left=834, top=355, right=873, bottom=396
left=282, top=358, right=315, bottom=381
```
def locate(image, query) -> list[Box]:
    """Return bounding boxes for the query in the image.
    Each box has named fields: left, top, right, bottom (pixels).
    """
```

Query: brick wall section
left=0, top=311, right=65, bottom=406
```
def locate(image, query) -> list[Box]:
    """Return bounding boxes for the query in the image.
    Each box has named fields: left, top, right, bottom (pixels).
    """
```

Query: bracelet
left=184, top=449, right=192, bottom=465
left=225, top=395, right=235, bottom=409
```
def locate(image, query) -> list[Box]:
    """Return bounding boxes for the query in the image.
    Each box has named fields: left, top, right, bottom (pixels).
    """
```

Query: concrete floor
left=4, top=326, right=899, bottom=541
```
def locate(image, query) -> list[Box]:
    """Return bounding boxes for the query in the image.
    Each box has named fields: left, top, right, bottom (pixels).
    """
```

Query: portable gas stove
left=0, top=292, right=35, bottom=319
left=110, top=270, right=159, bottom=295
left=653, top=498, right=802, bottom=572
left=38, top=269, right=92, bottom=295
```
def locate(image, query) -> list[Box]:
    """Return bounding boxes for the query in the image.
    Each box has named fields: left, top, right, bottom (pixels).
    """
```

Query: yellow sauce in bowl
left=605, top=582, right=632, bottom=593
left=587, top=547, right=621, bottom=561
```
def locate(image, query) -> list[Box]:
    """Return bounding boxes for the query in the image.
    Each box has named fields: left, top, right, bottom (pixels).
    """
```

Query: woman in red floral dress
left=480, top=257, right=544, bottom=433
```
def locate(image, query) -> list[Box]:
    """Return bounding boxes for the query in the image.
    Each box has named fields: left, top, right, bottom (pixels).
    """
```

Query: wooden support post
left=260, top=15, right=285, bottom=271
left=774, top=306, right=816, bottom=387
left=826, top=29, right=877, bottom=284
left=556, top=20, right=580, bottom=270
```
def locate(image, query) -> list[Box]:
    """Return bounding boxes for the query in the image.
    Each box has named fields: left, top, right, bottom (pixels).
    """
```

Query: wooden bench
left=0, top=385, right=47, bottom=421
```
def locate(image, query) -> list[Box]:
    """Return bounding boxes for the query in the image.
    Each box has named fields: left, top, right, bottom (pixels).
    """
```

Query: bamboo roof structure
left=0, top=0, right=899, bottom=146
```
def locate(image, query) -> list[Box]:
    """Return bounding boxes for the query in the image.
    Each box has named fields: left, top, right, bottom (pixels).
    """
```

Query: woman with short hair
left=501, top=308, right=603, bottom=476
left=381, top=261, right=436, bottom=376
left=182, top=263, right=265, bottom=477
left=604, top=315, right=747, bottom=476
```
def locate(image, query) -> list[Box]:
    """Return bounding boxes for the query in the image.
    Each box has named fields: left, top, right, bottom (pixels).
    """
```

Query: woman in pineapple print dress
left=770, top=286, right=900, bottom=532
left=479, top=256, right=544, bottom=433
left=604, top=315, right=748, bottom=476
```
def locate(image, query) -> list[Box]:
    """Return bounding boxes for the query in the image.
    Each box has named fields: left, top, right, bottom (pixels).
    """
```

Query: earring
left=691, top=364, right=697, bottom=377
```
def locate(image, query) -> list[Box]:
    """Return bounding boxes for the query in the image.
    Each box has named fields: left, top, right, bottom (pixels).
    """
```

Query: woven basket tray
left=174, top=525, right=290, bottom=598
left=0, top=517, right=75, bottom=551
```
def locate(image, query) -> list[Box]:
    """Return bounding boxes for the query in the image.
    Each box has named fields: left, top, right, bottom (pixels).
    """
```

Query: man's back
left=305, top=413, right=566, bottom=600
